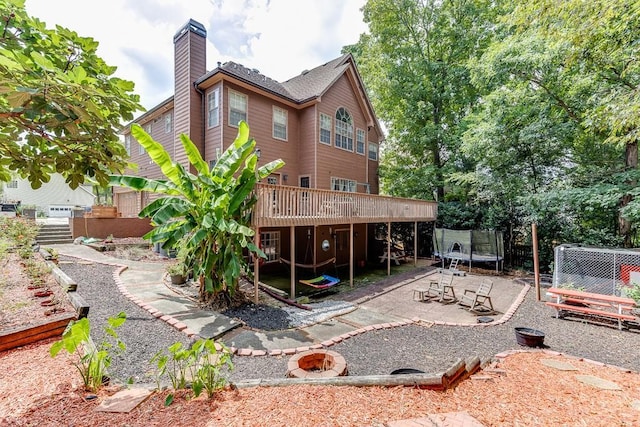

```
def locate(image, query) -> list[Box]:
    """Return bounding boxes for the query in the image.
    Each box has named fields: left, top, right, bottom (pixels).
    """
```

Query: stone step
left=37, top=238, right=74, bottom=244
left=37, top=224, right=73, bottom=244
left=38, top=229, right=71, bottom=235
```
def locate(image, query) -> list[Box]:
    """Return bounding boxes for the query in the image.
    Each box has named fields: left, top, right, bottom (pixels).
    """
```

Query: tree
left=347, top=0, right=499, bottom=201
left=0, top=0, right=142, bottom=189
left=480, top=0, right=640, bottom=245
left=109, top=122, right=284, bottom=307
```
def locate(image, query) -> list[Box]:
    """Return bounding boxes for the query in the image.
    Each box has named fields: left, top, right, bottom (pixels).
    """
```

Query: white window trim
left=164, top=113, right=172, bottom=133
left=208, top=89, right=220, bottom=128
left=368, top=142, right=379, bottom=161
left=229, top=90, right=248, bottom=128
left=124, top=134, right=131, bottom=155
left=330, top=177, right=357, bottom=192
left=272, top=106, right=288, bottom=141
left=334, top=107, right=354, bottom=152
left=259, top=231, right=280, bottom=263
left=319, top=113, right=331, bottom=145
left=356, top=128, right=366, bottom=155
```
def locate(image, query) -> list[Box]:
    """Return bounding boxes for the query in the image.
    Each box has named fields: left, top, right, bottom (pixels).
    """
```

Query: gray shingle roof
left=207, top=54, right=352, bottom=104
left=218, top=62, right=295, bottom=100
left=281, top=54, right=351, bottom=102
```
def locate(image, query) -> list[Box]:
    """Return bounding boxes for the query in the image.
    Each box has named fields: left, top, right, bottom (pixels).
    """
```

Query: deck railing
left=252, top=184, right=437, bottom=227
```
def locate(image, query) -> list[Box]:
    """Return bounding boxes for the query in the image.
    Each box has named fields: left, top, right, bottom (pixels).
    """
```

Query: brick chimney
left=173, top=19, right=206, bottom=168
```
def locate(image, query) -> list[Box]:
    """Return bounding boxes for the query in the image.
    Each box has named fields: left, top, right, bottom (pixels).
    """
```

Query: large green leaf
left=108, top=120, right=284, bottom=303
left=131, top=124, right=182, bottom=187
left=109, top=175, right=175, bottom=194
left=212, top=121, right=255, bottom=181
left=181, top=133, right=209, bottom=176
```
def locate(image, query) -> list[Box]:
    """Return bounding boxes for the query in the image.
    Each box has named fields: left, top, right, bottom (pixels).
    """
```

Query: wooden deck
left=252, top=184, right=437, bottom=228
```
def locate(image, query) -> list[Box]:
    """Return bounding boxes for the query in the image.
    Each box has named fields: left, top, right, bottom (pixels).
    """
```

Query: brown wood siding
left=221, top=83, right=299, bottom=183
left=203, top=83, right=223, bottom=164
left=367, top=126, right=381, bottom=194
left=173, top=28, right=206, bottom=172
left=316, top=75, right=370, bottom=192
left=297, top=106, right=317, bottom=188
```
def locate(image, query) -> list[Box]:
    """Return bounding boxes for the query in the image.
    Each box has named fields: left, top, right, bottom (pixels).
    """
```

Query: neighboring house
left=114, top=19, right=437, bottom=296
left=2, top=175, right=95, bottom=217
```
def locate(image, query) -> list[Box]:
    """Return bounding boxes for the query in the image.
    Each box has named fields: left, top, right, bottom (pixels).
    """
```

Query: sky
left=25, top=0, right=368, bottom=111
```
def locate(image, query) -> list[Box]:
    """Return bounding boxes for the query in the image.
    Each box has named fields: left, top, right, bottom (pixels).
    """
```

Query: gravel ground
left=58, top=257, right=640, bottom=385
left=58, top=258, right=193, bottom=385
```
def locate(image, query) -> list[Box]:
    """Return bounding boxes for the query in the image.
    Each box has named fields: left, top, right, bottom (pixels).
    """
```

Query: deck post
left=414, top=221, right=418, bottom=267
left=290, top=225, right=296, bottom=299
left=387, top=221, right=391, bottom=276
left=254, top=228, right=260, bottom=305
left=350, top=223, right=354, bottom=287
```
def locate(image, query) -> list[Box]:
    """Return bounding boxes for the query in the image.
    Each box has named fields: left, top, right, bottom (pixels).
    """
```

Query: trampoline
left=432, top=228, right=504, bottom=272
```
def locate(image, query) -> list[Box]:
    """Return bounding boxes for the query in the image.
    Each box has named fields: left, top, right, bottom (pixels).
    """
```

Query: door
left=335, top=229, right=350, bottom=267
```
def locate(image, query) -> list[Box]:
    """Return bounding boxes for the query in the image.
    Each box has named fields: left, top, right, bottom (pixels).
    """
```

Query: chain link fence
left=553, top=244, right=640, bottom=296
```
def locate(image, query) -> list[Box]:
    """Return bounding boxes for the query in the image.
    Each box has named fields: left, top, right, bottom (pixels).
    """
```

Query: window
left=165, top=113, right=172, bottom=133
left=267, top=176, right=278, bottom=185
left=356, top=129, right=365, bottom=155
left=300, top=176, right=310, bottom=188
left=208, top=89, right=219, bottom=128
left=6, top=180, right=18, bottom=189
left=334, top=107, right=353, bottom=151
left=260, top=231, right=280, bottom=263
left=229, top=90, right=247, bottom=127
left=124, top=134, right=131, bottom=155
left=319, top=113, right=331, bottom=144
left=272, top=106, right=287, bottom=140
left=331, top=177, right=356, bottom=192
left=368, top=142, right=379, bottom=161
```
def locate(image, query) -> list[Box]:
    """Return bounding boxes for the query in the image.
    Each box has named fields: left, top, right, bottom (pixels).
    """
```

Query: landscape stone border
left=0, top=255, right=82, bottom=352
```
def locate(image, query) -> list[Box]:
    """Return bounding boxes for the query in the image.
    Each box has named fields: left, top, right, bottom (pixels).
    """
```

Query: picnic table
left=545, top=287, right=638, bottom=330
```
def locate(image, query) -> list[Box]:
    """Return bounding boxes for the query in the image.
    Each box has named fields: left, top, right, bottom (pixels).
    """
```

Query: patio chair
left=458, top=278, right=494, bottom=313
left=413, top=271, right=456, bottom=303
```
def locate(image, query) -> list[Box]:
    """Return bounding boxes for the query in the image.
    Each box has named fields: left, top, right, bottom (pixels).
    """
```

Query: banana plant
left=110, top=121, right=283, bottom=303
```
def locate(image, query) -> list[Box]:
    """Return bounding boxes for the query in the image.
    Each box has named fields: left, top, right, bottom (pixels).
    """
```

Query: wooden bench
left=545, top=287, right=638, bottom=330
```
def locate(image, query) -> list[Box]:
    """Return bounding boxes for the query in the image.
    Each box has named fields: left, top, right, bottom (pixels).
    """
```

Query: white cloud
left=25, top=0, right=367, bottom=110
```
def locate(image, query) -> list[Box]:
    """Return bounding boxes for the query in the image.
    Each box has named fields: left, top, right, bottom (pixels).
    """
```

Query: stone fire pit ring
left=287, top=349, right=348, bottom=379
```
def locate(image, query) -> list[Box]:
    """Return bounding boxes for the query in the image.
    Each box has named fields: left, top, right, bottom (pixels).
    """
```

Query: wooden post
left=254, top=228, right=260, bottom=305
left=387, top=221, right=391, bottom=276
left=532, top=223, right=541, bottom=301
left=290, top=225, right=296, bottom=300
left=414, top=221, right=418, bottom=267
left=350, top=223, right=354, bottom=287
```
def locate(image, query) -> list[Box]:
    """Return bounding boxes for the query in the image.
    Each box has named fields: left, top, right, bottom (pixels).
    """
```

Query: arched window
left=334, top=107, right=353, bottom=151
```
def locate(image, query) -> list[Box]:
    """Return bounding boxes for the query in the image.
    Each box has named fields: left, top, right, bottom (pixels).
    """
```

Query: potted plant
left=167, top=262, right=187, bottom=285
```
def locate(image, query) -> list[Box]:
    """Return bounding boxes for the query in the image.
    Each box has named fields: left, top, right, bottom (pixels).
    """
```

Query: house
left=2, top=175, right=95, bottom=217
left=114, top=19, right=437, bottom=298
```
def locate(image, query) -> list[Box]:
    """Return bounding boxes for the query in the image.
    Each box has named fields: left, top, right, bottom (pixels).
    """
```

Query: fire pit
left=287, top=349, right=347, bottom=379
left=514, top=327, right=545, bottom=347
